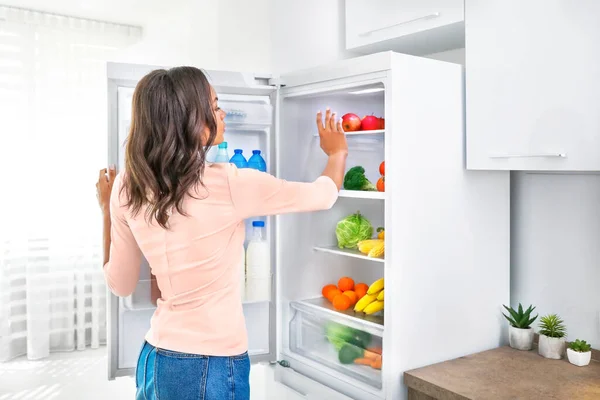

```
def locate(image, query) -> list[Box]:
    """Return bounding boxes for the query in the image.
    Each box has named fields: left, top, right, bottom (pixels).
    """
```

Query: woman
left=96, top=66, right=347, bottom=400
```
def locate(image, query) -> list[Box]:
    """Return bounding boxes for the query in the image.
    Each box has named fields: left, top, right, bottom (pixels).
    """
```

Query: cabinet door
left=466, top=1, right=600, bottom=171
left=345, top=0, right=464, bottom=55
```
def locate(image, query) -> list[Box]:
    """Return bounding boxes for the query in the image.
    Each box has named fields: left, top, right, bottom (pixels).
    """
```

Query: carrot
left=363, top=350, right=380, bottom=361
left=353, top=358, right=372, bottom=366
left=367, top=347, right=382, bottom=355
left=371, top=357, right=382, bottom=370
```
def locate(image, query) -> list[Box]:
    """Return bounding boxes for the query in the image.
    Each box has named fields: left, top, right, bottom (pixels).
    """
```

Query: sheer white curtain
left=0, top=6, right=141, bottom=361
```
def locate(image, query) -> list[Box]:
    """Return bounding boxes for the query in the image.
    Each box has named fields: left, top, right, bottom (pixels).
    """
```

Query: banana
left=367, top=278, right=384, bottom=295
left=364, top=300, right=384, bottom=315
left=354, top=293, right=378, bottom=312
left=357, top=239, right=383, bottom=255
left=377, top=289, right=384, bottom=301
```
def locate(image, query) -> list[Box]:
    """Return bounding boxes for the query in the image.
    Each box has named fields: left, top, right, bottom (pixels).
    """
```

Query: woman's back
left=106, top=162, right=339, bottom=356
left=97, top=66, right=348, bottom=399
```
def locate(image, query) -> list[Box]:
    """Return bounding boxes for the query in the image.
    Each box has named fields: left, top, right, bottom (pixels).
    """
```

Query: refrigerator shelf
left=313, top=246, right=385, bottom=263
left=292, top=297, right=383, bottom=335
left=338, top=190, right=385, bottom=200
left=312, top=129, right=385, bottom=138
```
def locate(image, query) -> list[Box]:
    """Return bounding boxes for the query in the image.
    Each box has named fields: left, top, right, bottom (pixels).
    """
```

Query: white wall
left=7, top=0, right=270, bottom=72
left=115, top=0, right=272, bottom=72
left=269, top=0, right=358, bottom=74
left=512, top=173, right=600, bottom=347
left=113, top=0, right=219, bottom=68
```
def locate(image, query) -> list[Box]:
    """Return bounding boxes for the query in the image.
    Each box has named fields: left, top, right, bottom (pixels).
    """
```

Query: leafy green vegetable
left=335, top=211, right=373, bottom=249
left=325, top=322, right=372, bottom=351
left=338, top=343, right=364, bottom=364
left=539, top=314, right=566, bottom=338
left=502, top=303, right=538, bottom=329
left=569, top=339, right=591, bottom=353
left=343, top=166, right=377, bottom=191
left=326, top=323, right=354, bottom=351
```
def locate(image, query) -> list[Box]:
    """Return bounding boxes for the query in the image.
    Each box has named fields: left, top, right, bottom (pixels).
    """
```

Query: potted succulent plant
left=538, top=314, right=567, bottom=359
left=567, top=339, right=592, bottom=367
left=502, top=303, right=538, bottom=351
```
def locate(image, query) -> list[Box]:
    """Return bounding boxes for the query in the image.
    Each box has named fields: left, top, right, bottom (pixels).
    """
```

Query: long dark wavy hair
left=121, top=67, right=217, bottom=229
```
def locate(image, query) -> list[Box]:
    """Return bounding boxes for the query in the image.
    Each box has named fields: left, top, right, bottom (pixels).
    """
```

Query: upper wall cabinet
left=345, top=0, right=464, bottom=55
left=466, top=1, right=600, bottom=171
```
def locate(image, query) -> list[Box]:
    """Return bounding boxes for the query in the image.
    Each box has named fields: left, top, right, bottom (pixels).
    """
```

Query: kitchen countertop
left=404, top=346, right=600, bottom=400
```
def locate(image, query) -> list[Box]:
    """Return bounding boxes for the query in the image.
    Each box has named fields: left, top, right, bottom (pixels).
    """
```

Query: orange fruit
left=338, top=277, right=355, bottom=292
left=325, top=288, right=342, bottom=302
left=343, top=290, right=358, bottom=305
left=354, top=283, right=369, bottom=299
left=332, top=293, right=351, bottom=310
left=322, top=284, right=337, bottom=299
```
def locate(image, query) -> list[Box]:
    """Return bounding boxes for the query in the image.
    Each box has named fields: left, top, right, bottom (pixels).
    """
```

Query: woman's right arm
left=317, top=109, right=348, bottom=190
left=228, top=109, right=348, bottom=219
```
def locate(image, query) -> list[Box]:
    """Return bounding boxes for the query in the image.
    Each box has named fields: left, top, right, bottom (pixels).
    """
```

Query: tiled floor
left=0, top=348, right=303, bottom=399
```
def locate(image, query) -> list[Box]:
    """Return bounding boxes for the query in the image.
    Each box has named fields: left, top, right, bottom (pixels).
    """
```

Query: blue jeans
left=135, top=341, right=251, bottom=400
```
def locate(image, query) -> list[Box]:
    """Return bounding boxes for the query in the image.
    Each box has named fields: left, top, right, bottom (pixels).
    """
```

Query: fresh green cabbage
left=335, top=212, right=373, bottom=249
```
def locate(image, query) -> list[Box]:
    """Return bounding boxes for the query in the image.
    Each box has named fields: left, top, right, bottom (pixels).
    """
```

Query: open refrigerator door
left=106, top=62, right=279, bottom=379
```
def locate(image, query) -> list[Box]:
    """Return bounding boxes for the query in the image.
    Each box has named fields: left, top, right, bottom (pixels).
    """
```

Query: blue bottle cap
left=252, top=221, right=265, bottom=227
left=252, top=150, right=261, bottom=155
left=234, top=149, right=243, bottom=154
left=218, top=142, right=228, bottom=149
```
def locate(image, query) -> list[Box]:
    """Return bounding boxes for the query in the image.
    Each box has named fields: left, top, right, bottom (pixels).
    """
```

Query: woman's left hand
left=97, top=165, right=116, bottom=216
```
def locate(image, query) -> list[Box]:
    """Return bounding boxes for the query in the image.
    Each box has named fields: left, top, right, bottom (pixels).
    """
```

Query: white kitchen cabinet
left=345, top=0, right=464, bottom=55
left=466, top=1, right=600, bottom=171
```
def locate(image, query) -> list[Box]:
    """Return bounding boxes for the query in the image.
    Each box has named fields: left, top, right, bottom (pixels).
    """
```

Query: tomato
left=379, top=161, right=385, bottom=176
left=377, top=176, right=385, bottom=192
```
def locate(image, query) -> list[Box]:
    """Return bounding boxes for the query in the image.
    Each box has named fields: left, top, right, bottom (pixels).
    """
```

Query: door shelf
left=290, top=298, right=383, bottom=389
left=221, top=100, right=272, bottom=127
left=313, top=246, right=385, bottom=263
left=338, top=190, right=385, bottom=200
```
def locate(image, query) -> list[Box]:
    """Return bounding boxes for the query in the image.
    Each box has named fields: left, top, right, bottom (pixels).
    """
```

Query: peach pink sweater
left=104, top=163, right=338, bottom=356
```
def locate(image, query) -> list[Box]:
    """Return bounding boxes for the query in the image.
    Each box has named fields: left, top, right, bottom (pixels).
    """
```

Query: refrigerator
left=105, top=51, right=510, bottom=400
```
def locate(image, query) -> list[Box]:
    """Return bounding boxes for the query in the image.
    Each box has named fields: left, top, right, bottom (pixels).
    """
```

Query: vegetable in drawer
left=325, top=322, right=372, bottom=351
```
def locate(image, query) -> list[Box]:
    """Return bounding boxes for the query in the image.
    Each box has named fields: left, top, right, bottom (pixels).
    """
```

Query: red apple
left=361, top=115, right=380, bottom=131
left=341, top=113, right=361, bottom=132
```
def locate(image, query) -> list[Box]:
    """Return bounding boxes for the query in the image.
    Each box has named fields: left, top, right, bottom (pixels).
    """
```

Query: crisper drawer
left=289, top=299, right=383, bottom=390
left=221, top=101, right=272, bottom=129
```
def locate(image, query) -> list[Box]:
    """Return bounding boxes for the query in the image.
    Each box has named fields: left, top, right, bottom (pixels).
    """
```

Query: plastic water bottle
left=245, top=221, right=270, bottom=302
left=230, top=149, right=248, bottom=168
left=214, top=142, right=230, bottom=163
left=248, top=150, right=267, bottom=172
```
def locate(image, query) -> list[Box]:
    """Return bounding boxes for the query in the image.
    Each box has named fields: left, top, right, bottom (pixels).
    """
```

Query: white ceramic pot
left=538, top=334, right=566, bottom=359
left=567, top=348, right=591, bottom=367
left=509, top=326, right=534, bottom=351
